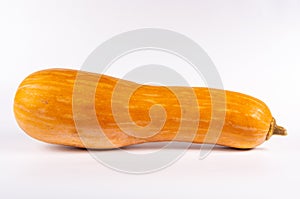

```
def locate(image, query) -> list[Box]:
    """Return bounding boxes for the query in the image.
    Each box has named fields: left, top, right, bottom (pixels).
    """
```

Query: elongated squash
left=14, top=69, right=286, bottom=149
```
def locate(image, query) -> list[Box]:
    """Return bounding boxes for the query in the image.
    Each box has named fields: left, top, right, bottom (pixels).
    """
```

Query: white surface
left=1, top=0, right=300, bottom=198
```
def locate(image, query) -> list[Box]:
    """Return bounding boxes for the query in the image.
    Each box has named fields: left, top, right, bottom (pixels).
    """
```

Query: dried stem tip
left=273, top=124, right=287, bottom=136
left=266, top=118, right=287, bottom=140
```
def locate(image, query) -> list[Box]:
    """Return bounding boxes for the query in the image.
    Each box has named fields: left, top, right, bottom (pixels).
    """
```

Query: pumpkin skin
left=14, top=69, right=286, bottom=149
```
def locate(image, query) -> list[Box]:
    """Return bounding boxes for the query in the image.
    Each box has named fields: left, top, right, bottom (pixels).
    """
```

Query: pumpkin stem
left=273, top=124, right=287, bottom=136
left=266, top=118, right=287, bottom=140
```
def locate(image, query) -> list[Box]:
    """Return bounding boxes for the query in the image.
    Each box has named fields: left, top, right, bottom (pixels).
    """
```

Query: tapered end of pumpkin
left=266, top=118, right=287, bottom=140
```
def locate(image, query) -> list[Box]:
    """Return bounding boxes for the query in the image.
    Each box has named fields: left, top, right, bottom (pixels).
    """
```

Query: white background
left=1, top=0, right=300, bottom=198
